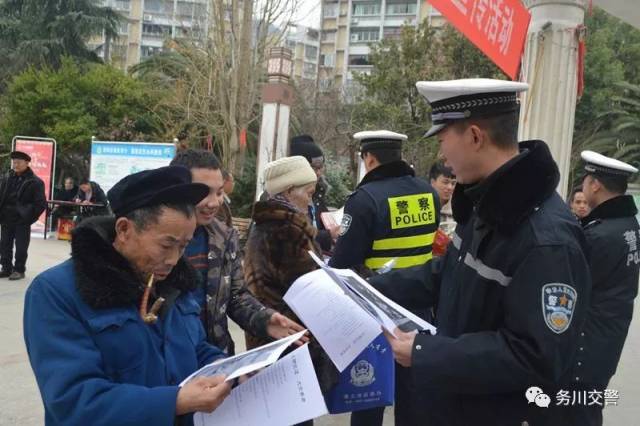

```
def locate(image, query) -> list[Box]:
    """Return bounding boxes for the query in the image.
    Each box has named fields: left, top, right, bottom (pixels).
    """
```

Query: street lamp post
left=255, top=47, right=294, bottom=200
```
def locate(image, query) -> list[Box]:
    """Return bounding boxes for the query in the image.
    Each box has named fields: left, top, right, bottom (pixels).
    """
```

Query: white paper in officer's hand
left=193, top=344, right=327, bottom=426
left=307, top=251, right=436, bottom=337
left=335, top=268, right=437, bottom=336
left=180, top=330, right=307, bottom=385
left=284, top=269, right=381, bottom=372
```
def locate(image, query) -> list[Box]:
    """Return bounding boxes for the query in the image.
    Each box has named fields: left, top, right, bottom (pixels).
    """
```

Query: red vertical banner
left=427, top=0, right=531, bottom=79
left=12, top=137, right=56, bottom=236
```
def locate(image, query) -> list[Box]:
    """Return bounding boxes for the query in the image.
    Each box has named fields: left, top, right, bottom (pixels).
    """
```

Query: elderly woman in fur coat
left=244, top=156, right=338, bottom=411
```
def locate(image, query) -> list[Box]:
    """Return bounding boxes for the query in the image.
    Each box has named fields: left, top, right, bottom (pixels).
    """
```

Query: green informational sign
left=90, top=141, right=176, bottom=194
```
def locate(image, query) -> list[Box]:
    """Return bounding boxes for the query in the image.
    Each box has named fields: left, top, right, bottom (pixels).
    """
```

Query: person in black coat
left=369, top=79, right=592, bottom=426
left=51, top=177, right=78, bottom=230
left=568, top=151, right=640, bottom=426
left=0, top=151, right=46, bottom=280
left=290, top=134, right=335, bottom=253
left=74, top=178, right=111, bottom=220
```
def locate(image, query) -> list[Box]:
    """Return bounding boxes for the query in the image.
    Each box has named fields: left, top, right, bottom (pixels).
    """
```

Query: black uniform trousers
left=1, top=223, right=31, bottom=273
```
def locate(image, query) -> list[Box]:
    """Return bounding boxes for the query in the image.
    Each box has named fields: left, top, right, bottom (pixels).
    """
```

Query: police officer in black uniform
left=369, top=79, right=591, bottom=426
left=569, top=150, right=640, bottom=426
left=329, top=130, right=439, bottom=426
left=0, top=151, right=46, bottom=280
left=330, top=130, right=439, bottom=274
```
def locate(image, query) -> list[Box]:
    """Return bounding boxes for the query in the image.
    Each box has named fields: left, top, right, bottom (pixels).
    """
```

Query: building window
left=319, top=78, right=333, bottom=92
left=286, top=40, right=297, bottom=50
left=143, top=0, right=163, bottom=13
left=305, top=45, right=318, bottom=60
left=350, top=28, right=379, bottom=43
left=115, top=0, right=130, bottom=11
left=321, top=31, right=336, bottom=42
left=320, top=53, right=335, bottom=67
left=177, top=1, right=195, bottom=16
left=348, top=54, right=370, bottom=66
left=119, top=22, right=129, bottom=35
left=323, top=3, right=338, bottom=17
left=303, top=62, right=317, bottom=75
left=141, top=45, right=163, bottom=58
left=383, top=26, right=402, bottom=39
left=352, top=3, right=380, bottom=16
left=385, top=2, right=417, bottom=15
left=142, top=24, right=171, bottom=36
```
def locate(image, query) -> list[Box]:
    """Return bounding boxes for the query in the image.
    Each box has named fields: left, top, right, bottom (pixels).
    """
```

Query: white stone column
left=255, top=101, right=292, bottom=200
left=518, top=0, right=587, bottom=198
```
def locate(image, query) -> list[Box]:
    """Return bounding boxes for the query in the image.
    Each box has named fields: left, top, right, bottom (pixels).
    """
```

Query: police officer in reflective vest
left=570, top=151, right=640, bottom=426
left=329, top=130, right=439, bottom=426
left=330, top=130, right=439, bottom=274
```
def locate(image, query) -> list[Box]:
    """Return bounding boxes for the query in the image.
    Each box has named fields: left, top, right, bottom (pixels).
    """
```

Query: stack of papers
left=188, top=331, right=328, bottom=426
left=284, top=252, right=436, bottom=371
left=194, top=345, right=328, bottom=426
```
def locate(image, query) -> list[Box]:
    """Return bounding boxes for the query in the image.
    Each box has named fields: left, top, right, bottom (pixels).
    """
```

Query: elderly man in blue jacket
left=23, top=166, right=231, bottom=426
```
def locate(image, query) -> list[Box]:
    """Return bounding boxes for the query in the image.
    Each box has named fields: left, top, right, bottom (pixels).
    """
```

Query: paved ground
left=0, top=237, right=638, bottom=425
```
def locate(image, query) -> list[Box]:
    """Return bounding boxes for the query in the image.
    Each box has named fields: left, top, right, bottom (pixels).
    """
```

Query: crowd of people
left=6, top=77, right=639, bottom=426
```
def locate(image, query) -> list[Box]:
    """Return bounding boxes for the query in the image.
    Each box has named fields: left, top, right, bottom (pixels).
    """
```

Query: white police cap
left=416, top=78, right=529, bottom=138
left=354, top=130, right=408, bottom=152
left=581, top=150, right=638, bottom=178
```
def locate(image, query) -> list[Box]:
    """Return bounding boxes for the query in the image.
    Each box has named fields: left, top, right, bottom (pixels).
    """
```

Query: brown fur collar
left=252, top=200, right=317, bottom=240
left=451, top=140, right=560, bottom=234
left=71, top=216, right=198, bottom=309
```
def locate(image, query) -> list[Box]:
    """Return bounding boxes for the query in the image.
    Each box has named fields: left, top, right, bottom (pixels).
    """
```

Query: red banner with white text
left=13, top=137, right=56, bottom=236
left=428, top=0, right=531, bottom=79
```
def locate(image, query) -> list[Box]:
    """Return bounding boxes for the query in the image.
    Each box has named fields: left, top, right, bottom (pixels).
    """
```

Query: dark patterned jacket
left=199, top=218, right=273, bottom=355
left=244, top=200, right=339, bottom=392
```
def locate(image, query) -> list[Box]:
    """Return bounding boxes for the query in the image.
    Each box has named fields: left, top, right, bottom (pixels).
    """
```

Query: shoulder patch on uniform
left=541, top=283, right=577, bottom=334
left=339, top=214, right=353, bottom=236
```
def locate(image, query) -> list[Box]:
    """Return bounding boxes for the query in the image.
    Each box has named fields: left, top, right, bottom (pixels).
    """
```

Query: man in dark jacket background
left=51, top=177, right=78, bottom=230
left=74, top=178, right=111, bottom=218
left=0, top=151, right=46, bottom=280
left=370, top=79, right=591, bottom=425
left=290, top=134, right=335, bottom=253
left=570, top=150, right=640, bottom=426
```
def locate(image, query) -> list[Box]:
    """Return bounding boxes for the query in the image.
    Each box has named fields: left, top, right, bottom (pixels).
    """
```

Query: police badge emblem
left=350, top=360, right=375, bottom=387
left=339, top=214, right=353, bottom=236
left=541, top=283, right=577, bottom=334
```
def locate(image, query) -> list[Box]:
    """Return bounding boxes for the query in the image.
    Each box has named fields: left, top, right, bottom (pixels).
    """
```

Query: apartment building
left=283, top=25, right=321, bottom=82
left=319, top=0, right=445, bottom=95
left=90, top=0, right=209, bottom=70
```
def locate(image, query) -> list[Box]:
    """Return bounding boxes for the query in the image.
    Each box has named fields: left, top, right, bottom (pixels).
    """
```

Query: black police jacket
left=329, top=161, right=439, bottom=273
left=573, top=195, right=640, bottom=387
left=370, top=140, right=591, bottom=426
left=0, top=168, right=46, bottom=225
